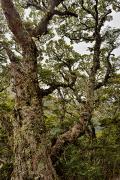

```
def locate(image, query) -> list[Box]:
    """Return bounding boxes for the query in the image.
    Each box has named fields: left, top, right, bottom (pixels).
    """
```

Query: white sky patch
left=113, top=46, right=120, bottom=56
left=73, top=42, right=91, bottom=54
left=73, top=11, right=120, bottom=56
left=64, top=37, right=70, bottom=45
left=4, top=8, right=120, bottom=57
left=24, top=8, right=31, bottom=20
left=51, top=28, right=60, bottom=41
left=106, top=11, right=120, bottom=28
left=5, top=33, right=12, bottom=41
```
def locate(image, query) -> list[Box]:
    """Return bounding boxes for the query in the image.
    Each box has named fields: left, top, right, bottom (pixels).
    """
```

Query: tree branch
left=25, top=1, right=77, bottom=18
left=94, top=50, right=113, bottom=90
left=51, top=112, right=92, bottom=163
left=41, top=78, right=76, bottom=97
left=51, top=122, right=85, bottom=162
left=98, top=9, right=112, bottom=31
left=25, top=0, right=47, bottom=12
left=1, top=0, right=32, bottom=48
left=31, top=0, right=78, bottom=37
left=41, top=67, right=77, bottom=97
left=53, top=10, right=78, bottom=17
left=31, top=0, right=63, bottom=37
left=80, top=0, right=95, bottom=18
left=90, top=6, right=112, bottom=78
left=91, top=1, right=101, bottom=76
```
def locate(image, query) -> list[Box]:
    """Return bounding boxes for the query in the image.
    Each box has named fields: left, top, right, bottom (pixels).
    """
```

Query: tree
left=0, top=0, right=78, bottom=179
left=0, top=0, right=120, bottom=179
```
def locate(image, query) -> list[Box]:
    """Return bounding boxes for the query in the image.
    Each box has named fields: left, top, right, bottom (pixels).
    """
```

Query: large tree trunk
left=1, top=0, right=78, bottom=179
left=10, top=52, right=57, bottom=180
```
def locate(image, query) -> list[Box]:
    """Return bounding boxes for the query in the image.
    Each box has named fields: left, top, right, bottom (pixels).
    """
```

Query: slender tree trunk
left=10, top=53, right=57, bottom=180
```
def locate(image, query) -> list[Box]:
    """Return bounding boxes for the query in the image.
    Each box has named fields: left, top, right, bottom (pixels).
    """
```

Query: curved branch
left=91, top=7, right=111, bottom=77
left=80, top=0, right=95, bottom=18
left=94, top=51, right=113, bottom=90
left=31, top=0, right=77, bottom=37
left=31, top=0, right=64, bottom=37
left=51, top=112, right=92, bottom=163
left=41, top=69, right=77, bottom=97
left=1, top=0, right=32, bottom=48
left=41, top=78, right=76, bottom=97
left=51, top=122, right=85, bottom=163
left=25, top=1, right=77, bottom=18
left=98, top=9, right=112, bottom=31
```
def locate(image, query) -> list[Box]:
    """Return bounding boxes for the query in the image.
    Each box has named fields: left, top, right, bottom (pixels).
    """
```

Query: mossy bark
left=10, top=52, right=57, bottom=180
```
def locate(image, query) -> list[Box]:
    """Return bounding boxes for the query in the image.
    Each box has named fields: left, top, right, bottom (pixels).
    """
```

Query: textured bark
left=51, top=122, right=84, bottom=162
left=10, top=54, right=57, bottom=180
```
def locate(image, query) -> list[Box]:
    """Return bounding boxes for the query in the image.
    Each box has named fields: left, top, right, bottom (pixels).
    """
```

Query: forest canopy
left=0, top=0, right=120, bottom=179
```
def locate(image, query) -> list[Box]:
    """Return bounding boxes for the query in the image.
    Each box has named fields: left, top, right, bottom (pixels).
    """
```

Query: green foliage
left=57, top=134, right=120, bottom=180
left=0, top=0, right=120, bottom=179
left=0, top=125, right=13, bottom=180
left=0, top=92, right=14, bottom=112
left=0, top=163, right=13, bottom=180
left=52, top=73, right=120, bottom=179
left=0, top=91, right=13, bottom=179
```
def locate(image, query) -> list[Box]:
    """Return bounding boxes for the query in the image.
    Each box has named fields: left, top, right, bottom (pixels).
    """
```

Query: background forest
left=0, top=0, right=120, bottom=179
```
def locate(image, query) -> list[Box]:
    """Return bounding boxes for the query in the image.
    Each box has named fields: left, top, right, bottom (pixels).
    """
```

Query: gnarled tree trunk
left=10, top=51, right=57, bottom=180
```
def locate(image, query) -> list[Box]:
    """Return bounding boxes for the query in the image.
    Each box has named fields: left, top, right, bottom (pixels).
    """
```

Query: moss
left=0, top=163, right=13, bottom=180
